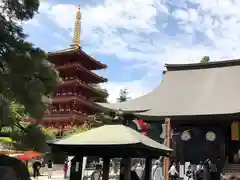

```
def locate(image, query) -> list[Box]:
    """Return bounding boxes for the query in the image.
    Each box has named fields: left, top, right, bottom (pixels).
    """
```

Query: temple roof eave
left=98, top=102, right=149, bottom=113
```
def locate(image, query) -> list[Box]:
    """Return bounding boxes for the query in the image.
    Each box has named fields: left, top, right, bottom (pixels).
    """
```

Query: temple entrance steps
left=221, top=163, right=240, bottom=179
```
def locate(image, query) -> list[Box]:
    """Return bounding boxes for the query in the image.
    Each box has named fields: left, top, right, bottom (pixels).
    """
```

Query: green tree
left=200, top=56, right=210, bottom=63
left=0, top=0, right=59, bottom=126
left=89, top=113, right=114, bottom=125
left=0, top=0, right=60, bottom=151
left=117, top=88, right=131, bottom=102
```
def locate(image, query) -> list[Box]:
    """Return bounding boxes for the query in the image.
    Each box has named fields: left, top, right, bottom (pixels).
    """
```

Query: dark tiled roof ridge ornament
left=166, top=58, right=240, bottom=71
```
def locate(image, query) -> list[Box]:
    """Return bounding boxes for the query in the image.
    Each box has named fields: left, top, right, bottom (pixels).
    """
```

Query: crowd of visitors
left=28, top=157, right=217, bottom=180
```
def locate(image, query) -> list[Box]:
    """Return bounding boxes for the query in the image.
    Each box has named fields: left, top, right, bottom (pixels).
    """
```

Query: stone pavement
left=31, top=165, right=65, bottom=180
left=31, top=170, right=65, bottom=180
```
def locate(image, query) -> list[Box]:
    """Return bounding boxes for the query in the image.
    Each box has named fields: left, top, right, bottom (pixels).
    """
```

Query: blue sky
left=23, top=0, right=240, bottom=102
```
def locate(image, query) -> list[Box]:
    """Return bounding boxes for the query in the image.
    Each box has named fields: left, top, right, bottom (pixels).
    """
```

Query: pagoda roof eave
left=79, top=48, right=107, bottom=69
left=98, top=59, right=240, bottom=120
left=47, top=46, right=107, bottom=70
left=47, top=47, right=78, bottom=56
left=57, top=63, right=107, bottom=83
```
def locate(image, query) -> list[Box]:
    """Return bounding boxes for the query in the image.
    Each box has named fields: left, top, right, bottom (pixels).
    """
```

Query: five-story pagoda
left=42, top=7, right=108, bottom=135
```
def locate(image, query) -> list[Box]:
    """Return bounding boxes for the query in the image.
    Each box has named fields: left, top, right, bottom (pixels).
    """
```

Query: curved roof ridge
left=166, top=58, right=240, bottom=71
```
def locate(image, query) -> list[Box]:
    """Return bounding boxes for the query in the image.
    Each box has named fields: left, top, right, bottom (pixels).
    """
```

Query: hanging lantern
left=137, top=119, right=150, bottom=131
left=136, top=119, right=150, bottom=136
left=206, top=131, right=216, bottom=141
left=181, top=130, right=191, bottom=141
left=141, top=132, right=147, bottom=136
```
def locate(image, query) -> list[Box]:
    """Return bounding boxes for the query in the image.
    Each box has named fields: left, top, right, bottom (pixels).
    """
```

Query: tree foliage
left=62, top=126, right=89, bottom=137
left=0, top=0, right=60, bottom=127
left=0, top=0, right=60, bottom=151
left=89, top=113, right=114, bottom=125
left=200, top=56, right=210, bottom=63
left=116, top=88, right=131, bottom=102
left=0, top=103, right=54, bottom=152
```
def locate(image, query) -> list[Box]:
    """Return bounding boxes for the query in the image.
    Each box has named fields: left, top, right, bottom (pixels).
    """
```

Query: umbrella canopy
left=48, top=125, right=172, bottom=157
left=18, top=151, right=41, bottom=161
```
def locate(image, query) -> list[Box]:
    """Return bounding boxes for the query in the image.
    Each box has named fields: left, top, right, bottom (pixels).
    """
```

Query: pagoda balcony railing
left=52, top=95, right=103, bottom=111
left=50, top=108, right=88, bottom=116
left=54, top=92, right=107, bottom=105
left=57, top=78, right=108, bottom=95
left=55, top=91, right=89, bottom=100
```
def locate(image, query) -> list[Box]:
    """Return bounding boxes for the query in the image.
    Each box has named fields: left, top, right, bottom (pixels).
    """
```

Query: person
left=120, top=161, right=140, bottom=180
left=168, top=162, right=178, bottom=180
left=195, top=162, right=204, bottom=180
left=47, top=160, right=53, bottom=179
left=135, top=163, right=144, bottom=179
left=32, top=160, right=41, bottom=179
left=41, top=159, right=45, bottom=168
left=63, top=159, right=68, bottom=179
left=186, top=165, right=192, bottom=180
left=152, top=160, right=163, bottom=180
left=90, top=164, right=102, bottom=180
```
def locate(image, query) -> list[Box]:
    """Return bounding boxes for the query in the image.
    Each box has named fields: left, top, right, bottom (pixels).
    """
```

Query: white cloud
left=102, top=80, right=147, bottom=103
left=24, top=18, right=43, bottom=28
left=102, top=71, right=159, bottom=103
left=25, top=0, right=240, bottom=101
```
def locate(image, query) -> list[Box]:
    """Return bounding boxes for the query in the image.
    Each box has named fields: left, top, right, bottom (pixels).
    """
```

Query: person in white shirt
left=152, top=160, right=163, bottom=180
left=168, top=162, right=178, bottom=180
left=135, top=163, right=144, bottom=179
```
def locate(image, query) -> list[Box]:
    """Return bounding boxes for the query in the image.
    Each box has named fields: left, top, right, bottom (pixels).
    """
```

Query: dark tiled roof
left=99, top=59, right=240, bottom=119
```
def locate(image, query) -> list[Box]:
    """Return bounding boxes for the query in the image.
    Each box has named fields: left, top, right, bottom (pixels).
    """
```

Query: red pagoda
left=42, top=7, right=108, bottom=135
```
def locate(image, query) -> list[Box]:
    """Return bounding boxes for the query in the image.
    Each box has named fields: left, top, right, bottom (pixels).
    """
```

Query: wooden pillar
left=144, top=157, right=152, bottom=180
left=69, top=156, right=83, bottom=180
left=123, top=157, right=131, bottom=180
left=102, top=158, right=110, bottom=180
left=163, top=118, right=171, bottom=180
left=70, top=157, right=76, bottom=180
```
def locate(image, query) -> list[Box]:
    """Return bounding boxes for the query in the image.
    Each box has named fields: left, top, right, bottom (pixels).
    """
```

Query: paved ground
left=30, top=165, right=95, bottom=180
left=31, top=170, right=64, bottom=180
left=31, top=165, right=65, bottom=180
left=30, top=165, right=118, bottom=180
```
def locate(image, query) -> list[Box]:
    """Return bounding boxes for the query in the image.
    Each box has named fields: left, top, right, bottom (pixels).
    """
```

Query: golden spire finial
left=71, top=6, right=81, bottom=48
